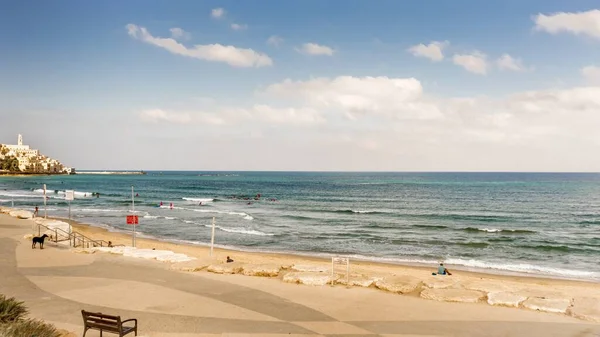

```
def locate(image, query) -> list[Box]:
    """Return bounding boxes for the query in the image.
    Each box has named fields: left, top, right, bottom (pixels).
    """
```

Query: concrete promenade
left=1, top=214, right=599, bottom=337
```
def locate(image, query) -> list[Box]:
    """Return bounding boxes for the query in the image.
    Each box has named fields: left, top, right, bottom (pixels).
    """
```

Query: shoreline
left=61, top=216, right=599, bottom=287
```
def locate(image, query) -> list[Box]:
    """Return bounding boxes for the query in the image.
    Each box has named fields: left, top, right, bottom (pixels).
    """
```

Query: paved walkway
left=1, top=215, right=599, bottom=337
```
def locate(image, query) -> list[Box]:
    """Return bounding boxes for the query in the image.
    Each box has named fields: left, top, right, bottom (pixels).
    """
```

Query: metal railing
left=36, top=223, right=109, bottom=248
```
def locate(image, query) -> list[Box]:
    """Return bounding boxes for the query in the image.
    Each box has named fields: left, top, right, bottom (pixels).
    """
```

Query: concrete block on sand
left=291, top=264, right=329, bottom=273
left=335, top=274, right=382, bottom=287
left=9, top=210, right=33, bottom=219
left=421, top=288, right=486, bottom=303
left=487, top=291, right=528, bottom=307
left=423, top=276, right=458, bottom=289
left=375, top=276, right=422, bottom=294
left=241, top=264, right=281, bottom=277
left=283, top=272, right=336, bottom=286
left=207, top=262, right=244, bottom=274
left=523, top=297, right=572, bottom=314
left=171, top=259, right=212, bottom=272
left=462, top=279, right=521, bottom=293
left=568, top=297, right=600, bottom=322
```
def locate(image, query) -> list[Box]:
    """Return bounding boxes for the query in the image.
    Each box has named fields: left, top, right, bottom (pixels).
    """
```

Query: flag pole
left=132, top=186, right=136, bottom=247
left=210, top=217, right=215, bottom=257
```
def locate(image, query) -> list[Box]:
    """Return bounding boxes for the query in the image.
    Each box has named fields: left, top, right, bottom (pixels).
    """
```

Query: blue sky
left=2, top=1, right=600, bottom=171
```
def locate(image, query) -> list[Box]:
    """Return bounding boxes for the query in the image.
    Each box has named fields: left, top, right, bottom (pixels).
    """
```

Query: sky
left=2, top=0, right=600, bottom=171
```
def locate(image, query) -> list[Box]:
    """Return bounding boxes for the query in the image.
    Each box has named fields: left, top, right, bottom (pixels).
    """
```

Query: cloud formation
left=453, top=52, right=488, bottom=75
left=211, top=8, right=225, bottom=19
left=267, top=35, right=284, bottom=46
left=581, top=65, right=600, bottom=83
left=496, top=54, right=528, bottom=72
left=169, top=27, right=190, bottom=40
left=231, top=23, right=248, bottom=31
left=296, top=43, right=335, bottom=56
left=126, top=24, right=272, bottom=68
left=407, top=41, right=449, bottom=62
left=534, top=9, right=600, bottom=39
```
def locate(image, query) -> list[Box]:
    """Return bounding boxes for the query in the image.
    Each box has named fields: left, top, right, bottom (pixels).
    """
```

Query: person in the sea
left=435, top=263, right=452, bottom=276
left=226, top=256, right=234, bottom=263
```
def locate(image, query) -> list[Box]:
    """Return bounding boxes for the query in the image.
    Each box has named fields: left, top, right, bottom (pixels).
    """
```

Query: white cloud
left=267, top=35, right=284, bottom=46
left=126, top=24, right=273, bottom=68
left=534, top=9, right=600, bottom=39
left=407, top=41, right=449, bottom=62
left=581, top=65, right=600, bottom=83
left=139, top=109, right=192, bottom=124
left=296, top=43, right=335, bottom=56
left=263, top=76, right=441, bottom=120
left=211, top=8, right=225, bottom=19
left=169, top=27, right=190, bottom=40
left=231, top=23, right=248, bottom=31
left=496, top=54, right=528, bottom=72
left=453, top=52, right=488, bottom=75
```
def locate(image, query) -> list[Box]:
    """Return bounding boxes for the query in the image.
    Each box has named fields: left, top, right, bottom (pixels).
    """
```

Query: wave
left=159, top=205, right=253, bottom=220
left=412, top=224, right=448, bottom=230
left=202, top=224, right=274, bottom=236
left=462, top=227, right=535, bottom=234
left=182, top=197, right=215, bottom=203
left=33, top=189, right=94, bottom=197
left=457, top=242, right=489, bottom=248
left=143, top=215, right=159, bottom=219
left=579, top=220, right=600, bottom=225
left=330, top=209, right=383, bottom=214
left=445, top=258, right=600, bottom=280
left=165, top=216, right=176, bottom=220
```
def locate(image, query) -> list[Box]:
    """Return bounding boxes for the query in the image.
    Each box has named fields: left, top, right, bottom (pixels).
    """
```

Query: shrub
left=0, top=295, right=27, bottom=324
left=0, top=318, right=60, bottom=337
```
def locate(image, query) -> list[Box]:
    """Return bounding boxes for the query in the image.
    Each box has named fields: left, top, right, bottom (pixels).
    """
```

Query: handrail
left=36, top=223, right=109, bottom=248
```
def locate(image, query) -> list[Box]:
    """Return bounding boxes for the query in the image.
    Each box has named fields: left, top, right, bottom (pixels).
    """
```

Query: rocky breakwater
left=169, top=258, right=600, bottom=323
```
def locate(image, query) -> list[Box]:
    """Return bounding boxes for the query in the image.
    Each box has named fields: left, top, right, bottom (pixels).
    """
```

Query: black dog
left=32, top=234, right=49, bottom=249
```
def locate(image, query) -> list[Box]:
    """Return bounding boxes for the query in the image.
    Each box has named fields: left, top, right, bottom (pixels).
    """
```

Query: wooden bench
left=81, top=310, right=138, bottom=337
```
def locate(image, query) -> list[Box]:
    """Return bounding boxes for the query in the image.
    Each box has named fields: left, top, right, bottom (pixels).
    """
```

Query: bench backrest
left=81, top=310, right=122, bottom=333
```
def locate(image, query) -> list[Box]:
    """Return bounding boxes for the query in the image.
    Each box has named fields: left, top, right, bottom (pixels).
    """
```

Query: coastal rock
left=207, top=263, right=244, bottom=274
left=423, top=277, right=458, bottom=289
left=291, top=264, right=329, bottom=273
left=421, top=288, right=486, bottom=303
left=171, top=259, right=212, bottom=272
left=487, top=292, right=528, bottom=307
left=9, top=210, right=32, bottom=219
left=241, top=264, right=281, bottom=277
left=522, top=297, right=572, bottom=314
left=336, top=274, right=382, bottom=287
left=568, top=297, right=600, bottom=322
left=462, top=279, right=520, bottom=293
left=375, top=276, right=422, bottom=294
left=156, top=253, right=195, bottom=263
left=283, top=272, right=335, bottom=286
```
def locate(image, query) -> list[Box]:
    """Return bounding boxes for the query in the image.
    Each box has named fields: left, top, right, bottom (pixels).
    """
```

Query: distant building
left=0, top=134, right=73, bottom=174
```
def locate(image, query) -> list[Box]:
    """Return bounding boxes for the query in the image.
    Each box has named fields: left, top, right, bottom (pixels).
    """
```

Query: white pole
left=68, top=199, right=71, bottom=220
left=43, top=184, right=47, bottom=218
left=331, top=258, right=334, bottom=286
left=11, top=197, right=13, bottom=208
left=132, top=186, right=136, bottom=247
left=210, top=216, right=215, bottom=257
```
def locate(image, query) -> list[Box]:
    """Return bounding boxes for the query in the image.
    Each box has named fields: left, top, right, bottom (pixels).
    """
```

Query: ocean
left=1, top=172, right=599, bottom=281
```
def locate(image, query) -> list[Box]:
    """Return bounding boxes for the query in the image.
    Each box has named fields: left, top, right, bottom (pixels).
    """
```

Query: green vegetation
left=0, top=294, right=60, bottom=337
left=0, top=295, right=27, bottom=324
left=0, top=157, right=20, bottom=172
left=0, top=319, right=60, bottom=337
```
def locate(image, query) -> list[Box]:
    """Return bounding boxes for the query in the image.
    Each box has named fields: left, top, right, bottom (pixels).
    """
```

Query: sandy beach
left=1, top=209, right=600, bottom=336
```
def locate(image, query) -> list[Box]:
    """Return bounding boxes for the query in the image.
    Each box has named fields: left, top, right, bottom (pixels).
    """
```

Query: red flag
left=126, top=215, right=139, bottom=225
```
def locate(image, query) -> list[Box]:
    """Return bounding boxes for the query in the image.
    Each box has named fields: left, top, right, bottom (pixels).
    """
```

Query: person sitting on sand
left=226, top=256, right=234, bottom=263
left=107, top=241, right=113, bottom=248
left=436, top=263, right=452, bottom=276
left=33, top=206, right=39, bottom=217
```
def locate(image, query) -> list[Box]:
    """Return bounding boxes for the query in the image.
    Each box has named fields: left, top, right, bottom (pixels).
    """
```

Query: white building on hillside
left=0, top=134, right=72, bottom=173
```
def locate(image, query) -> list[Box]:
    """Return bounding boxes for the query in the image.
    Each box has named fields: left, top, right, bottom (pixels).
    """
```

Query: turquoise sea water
left=1, top=172, right=599, bottom=281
